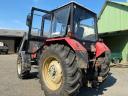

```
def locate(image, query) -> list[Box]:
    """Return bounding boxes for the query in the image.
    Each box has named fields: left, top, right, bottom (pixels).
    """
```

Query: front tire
left=39, top=44, right=82, bottom=96
left=17, top=55, right=31, bottom=79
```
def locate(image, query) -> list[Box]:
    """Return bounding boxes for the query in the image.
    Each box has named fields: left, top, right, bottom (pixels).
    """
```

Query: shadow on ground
left=22, top=72, right=38, bottom=80
left=23, top=66, right=39, bottom=80
left=78, top=73, right=117, bottom=96
left=30, top=72, right=39, bottom=79
left=24, top=71, right=117, bottom=96
left=111, top=64, right=128, bottom=68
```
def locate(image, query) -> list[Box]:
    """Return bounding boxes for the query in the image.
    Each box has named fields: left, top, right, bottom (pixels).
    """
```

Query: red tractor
left=17, top=2, right=111, bottom=96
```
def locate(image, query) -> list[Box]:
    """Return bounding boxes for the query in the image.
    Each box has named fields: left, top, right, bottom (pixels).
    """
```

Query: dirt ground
left=0, top=54, right=128, bottom=96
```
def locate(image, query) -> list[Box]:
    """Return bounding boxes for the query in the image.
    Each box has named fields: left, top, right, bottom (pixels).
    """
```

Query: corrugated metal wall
left=122, top=37, right=128, bottom=62
left=103, top=35, right=128, bottom=63
left=98, top=2, right=128, bottom=33
left=98, top=2, right=128, bottom=63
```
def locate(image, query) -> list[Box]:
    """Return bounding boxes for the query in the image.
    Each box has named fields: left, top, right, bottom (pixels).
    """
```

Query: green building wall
left=122, top=38, right=128, bottom=62
left=102, top=34, right=128, bottom=63
left=98, top=1, right=128, bottom=63
left=98, top=2, right=128, bottom=33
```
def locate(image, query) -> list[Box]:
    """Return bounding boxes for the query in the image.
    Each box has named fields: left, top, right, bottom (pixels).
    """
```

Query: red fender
left=46, top=37, right=86, bottom=51
left=46, top=37, right=87, bottom=69
left=65, top=38, right=86, bottom=51
left=96, top=41, right=110, bottom=57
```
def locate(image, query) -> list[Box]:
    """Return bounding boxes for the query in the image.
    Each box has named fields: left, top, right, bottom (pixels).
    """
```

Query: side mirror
left=26, top=15, right=32, bottom=27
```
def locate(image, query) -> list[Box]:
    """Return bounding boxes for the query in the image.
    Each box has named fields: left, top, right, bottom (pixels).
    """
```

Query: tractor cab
left=26, top=2, right=98, bottom=47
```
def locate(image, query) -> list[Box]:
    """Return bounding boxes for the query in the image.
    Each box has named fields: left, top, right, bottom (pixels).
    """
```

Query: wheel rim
left=42, top=57, right=63, bottom=91
left=17, top=57, right=22, bottom=75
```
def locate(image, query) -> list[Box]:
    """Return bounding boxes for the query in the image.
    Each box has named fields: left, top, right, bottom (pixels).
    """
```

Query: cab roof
left=51, top=1, right=96, bottom=16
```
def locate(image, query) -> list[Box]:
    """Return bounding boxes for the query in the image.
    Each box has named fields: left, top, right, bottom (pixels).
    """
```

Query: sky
left=0, top=0, right=127, bottom=30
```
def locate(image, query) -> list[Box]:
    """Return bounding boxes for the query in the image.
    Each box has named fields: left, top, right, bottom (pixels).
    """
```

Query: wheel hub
left=48, top=65, right=56, bottom=79
left=42, top=57, right=63, bottom=91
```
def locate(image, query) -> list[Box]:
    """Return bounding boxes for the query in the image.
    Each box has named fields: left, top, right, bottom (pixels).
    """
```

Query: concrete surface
left=0, top=54, right=128, bottom=96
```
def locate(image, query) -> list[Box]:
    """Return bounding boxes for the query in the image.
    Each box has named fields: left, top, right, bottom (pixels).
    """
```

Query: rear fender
left=46, top=37, right=86, bottom=51
left=96, top=41, right=110, bottom=58
left=46, top=37, right=88, bottom=69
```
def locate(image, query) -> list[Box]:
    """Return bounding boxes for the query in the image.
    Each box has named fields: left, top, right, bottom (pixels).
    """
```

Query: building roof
left=98, top=1, right=128, bottom=19
left=0, top=29, right=26, bottom=37
left=116, top=2, right=128, bottom=6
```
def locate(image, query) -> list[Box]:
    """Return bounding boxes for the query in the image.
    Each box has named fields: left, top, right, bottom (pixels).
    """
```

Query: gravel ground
left=0, top=54, right=128, bottom=96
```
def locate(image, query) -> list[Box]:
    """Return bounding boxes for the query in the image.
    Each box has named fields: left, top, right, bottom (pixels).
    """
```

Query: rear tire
left=17, top=55, right=31, bottom=79
left=39, top=44, right=82, bottom=96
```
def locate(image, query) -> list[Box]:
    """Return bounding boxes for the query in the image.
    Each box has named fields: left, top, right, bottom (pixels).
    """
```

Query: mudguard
left=96, top=41, right=110, bottom=57
left=46, top=37, right=88, bottom=68
left=46, top=37, right=86, bottom=51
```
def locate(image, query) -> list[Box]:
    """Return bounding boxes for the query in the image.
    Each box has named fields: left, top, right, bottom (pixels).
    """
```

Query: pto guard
left=96, top=41, right=110, bottom=58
